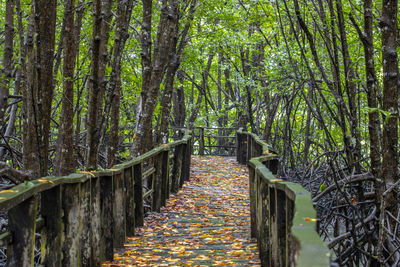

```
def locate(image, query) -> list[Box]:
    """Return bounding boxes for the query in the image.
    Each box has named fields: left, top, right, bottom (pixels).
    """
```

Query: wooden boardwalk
left=103, top=156, right=260, bottom=266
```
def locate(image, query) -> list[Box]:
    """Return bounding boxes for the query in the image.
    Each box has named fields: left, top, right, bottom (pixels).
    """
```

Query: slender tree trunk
left=34, top=0, right=57, bottom=177
left=131, top=0, right=178, bottom=156
left=157, top=0, right=197, bottom=144
left=107, top=0, right=134, bottom=167
left=0, top=0, right=14, bottom=123
left=56, top=0, right=76, bottom=176
left=86, top=0, right=103, bottom=170
left=380, top=0, right=399, bottom=219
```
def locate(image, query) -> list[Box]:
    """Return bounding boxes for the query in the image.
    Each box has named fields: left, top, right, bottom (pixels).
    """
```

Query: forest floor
left=102, top=156, right=260, bottom=266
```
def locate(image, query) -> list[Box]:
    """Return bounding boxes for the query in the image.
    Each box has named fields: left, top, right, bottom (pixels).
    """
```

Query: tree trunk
left=131, top=0, right=176, bottom=157
left=86, top=0, right=103, bottom=170
left=56, top=0, right=76, bottom=176
left=0, top=0, right=14, bottom=123
left=157, top=0, right=197, bottom=144
left=380, top=0, right=399, bottom=219
left=107, top=0, right=134, bottom=168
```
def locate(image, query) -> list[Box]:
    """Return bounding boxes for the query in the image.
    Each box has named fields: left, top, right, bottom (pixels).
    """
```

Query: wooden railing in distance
left=0, top=132, right=192, bottom=266
left=193, top=127, right=236, bottom=156
left=237, top=129, right=331, bottom=266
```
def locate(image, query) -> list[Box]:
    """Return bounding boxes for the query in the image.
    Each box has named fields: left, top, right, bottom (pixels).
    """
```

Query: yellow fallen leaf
left=0, top=190, right=17, bottom=193
left=305, top=217, right=318, bottom=222
left=80, top=171, right=96, bottom=177
left=38, top=179, right=54, bottom=184
left=270, top=179, right=282, bottom=182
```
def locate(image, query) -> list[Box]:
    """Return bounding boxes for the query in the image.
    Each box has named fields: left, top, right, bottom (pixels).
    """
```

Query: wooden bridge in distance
left=0, top=128, right=330, bottom=266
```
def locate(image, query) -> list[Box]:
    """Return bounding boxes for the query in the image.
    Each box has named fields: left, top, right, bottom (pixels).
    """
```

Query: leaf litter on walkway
left=103, top=156, right=261, bottom=266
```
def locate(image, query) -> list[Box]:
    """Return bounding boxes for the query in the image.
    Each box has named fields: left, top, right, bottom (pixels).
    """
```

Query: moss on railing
left=237, top=130, right=331, bottom=266
left=0, top=132, right=192, bottom=266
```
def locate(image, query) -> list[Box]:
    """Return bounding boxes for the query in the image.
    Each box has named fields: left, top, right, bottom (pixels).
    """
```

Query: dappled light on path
left=103, top=156, right=260, bottom=266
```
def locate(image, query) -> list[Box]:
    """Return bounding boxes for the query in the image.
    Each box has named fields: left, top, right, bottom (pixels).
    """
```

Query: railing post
left=153, top=153, right=164, bottom=212
left=247, top=134, right=252, bottom=164
left=41, top=186, right=62, bottom=266
left=161, top=150, right=170, bottom=207
left=259, top=179, right=271, bottom=266
left=62, top=183, right=82, bottom=266
left=199, top=127, right=205, bottom=156
left=134, top=162, right=144, bottom=227
left=100, top=175, right=114, bottom=261
left=7, top=196, right=38, bottom=266
left=80, top=179, right=92, bottom=265
left=124, top=166, right=135, bottom=236
left=182, top=140, right=191, bottom=183
left=236, top=131, right=241, bottom=162
left=113, top=172, right=126, bottom=248
left=90, top=177, right=101, bottom=266
left=171, top=145, right=183, bottom=193
left=249, top=165, right=256, bottom=238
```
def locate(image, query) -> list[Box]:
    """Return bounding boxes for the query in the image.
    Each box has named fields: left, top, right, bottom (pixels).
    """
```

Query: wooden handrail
left=236, top=130, right=331, bottom=266
left=0, top=131, right=192, bottom=266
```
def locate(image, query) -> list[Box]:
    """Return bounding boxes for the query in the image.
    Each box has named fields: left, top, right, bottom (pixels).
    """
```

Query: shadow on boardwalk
left=103, top=156, right=260, bottom=266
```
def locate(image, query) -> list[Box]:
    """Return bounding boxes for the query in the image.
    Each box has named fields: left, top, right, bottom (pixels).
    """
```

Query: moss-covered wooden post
left=133, top=162, right=144, bottom=227
left=41, top=185, right=62, bottom=266
left=259, top=179, right=271, bottom=266
left=249, top=166, right=256, bottom=238
left=124, top=166, right=135, bottom=236
left=62, top=183, right=82, bottom=266
left=152, top=153, right=164, bottom=212
left=180, top=143, right=190, bottom=186
left=171, top=145, right=183, bottom=193
left=100, top=174, right=114, bottom=261
left=80, top=179, right=92, bottom=266
left=246, top=135, right=252, bottom=164
left=236, top=132, right=242, bottom=163
left=276, top=188, right=287, bottom=266
left=90, top=177, right=101, bottom=266
left=161, top=150, right=170, bottom=207
left=199, top=127, right=205, bottom=156
left=113, top=171, right=126, bottom=248
left=7, top=196, right=38, bottom=266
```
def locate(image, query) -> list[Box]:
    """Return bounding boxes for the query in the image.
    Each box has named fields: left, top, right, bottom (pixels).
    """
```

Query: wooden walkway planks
left=103, top=156, right=260, bottom=266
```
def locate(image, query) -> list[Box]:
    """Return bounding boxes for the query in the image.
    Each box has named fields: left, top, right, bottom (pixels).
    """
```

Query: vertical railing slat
left=134, top=162, right=144, bottom=227
left=7, top=196, right=38, bottom=266
left=125, top=166, right=135, bottom=236
left=100, top=175, right=114, bottom=261
left=41, top=185, right=62, bottom=266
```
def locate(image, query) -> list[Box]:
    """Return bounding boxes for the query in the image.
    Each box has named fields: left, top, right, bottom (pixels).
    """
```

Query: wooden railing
left=0, top=132, right=192, bottom=266
left=237, top=130, right=331, bottom=266
left=192, top=127, right=236, bottom=156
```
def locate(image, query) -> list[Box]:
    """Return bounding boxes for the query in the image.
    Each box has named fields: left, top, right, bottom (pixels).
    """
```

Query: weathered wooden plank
left=171, top=145, right=183, bottom=193
left=142, top=167, right=155, bottom=180
left=134, top=163, right=144, bottom=227
left=0, top=173, right=87, bottom=212
left=41, top=185, right=62, bottom=266
left=90, top=177, right=101, bottom=266
left=100, top=175, right=114, bottom=261
left=199, top=127, right=205, bottom=156
left=62, top=183, right=82, bottom=266
left=161, top=150, right=170, bottom=206
left=113, top=172, right=126, bottom=248
left=124, top=166, right=135, bottom=236
left=80, top=180, right=92, bottom=266
left=7, top=196, right=38, bottom=266
left=152, top=153, right=164, bottom=212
